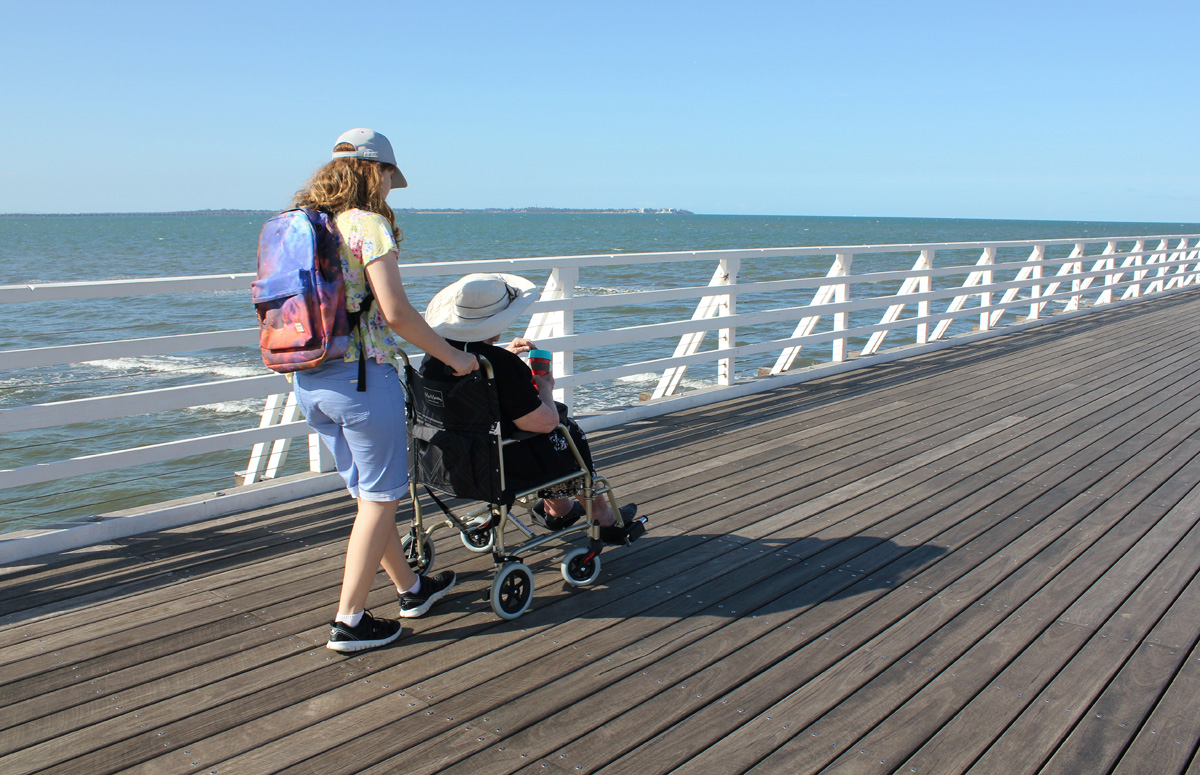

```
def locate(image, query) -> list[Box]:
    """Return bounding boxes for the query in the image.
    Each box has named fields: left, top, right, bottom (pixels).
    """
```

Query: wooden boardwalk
left=5, top=290, right=1200, bottom=775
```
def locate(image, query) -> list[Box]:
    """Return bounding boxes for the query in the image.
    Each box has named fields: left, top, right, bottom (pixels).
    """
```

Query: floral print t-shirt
left=334, top=209, right=406, bottom=373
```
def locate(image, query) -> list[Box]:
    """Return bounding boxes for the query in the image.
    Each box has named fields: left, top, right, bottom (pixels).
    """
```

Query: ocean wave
left=188, top=399, right=263, bottom=415
left=612, top=372, right=713, bottom=392
left=614, top=372, right=662, bottom=384
left=89, top=356, right=264, bottom=380
left=575, top=285, right=655, bottom=296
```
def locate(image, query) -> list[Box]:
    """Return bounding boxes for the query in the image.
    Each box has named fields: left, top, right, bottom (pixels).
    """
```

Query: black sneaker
left=326, top=610, right=403, bottom=653
left=399, top=571, right=457, bottom=618
left=532, top=499, right=587, bottom=531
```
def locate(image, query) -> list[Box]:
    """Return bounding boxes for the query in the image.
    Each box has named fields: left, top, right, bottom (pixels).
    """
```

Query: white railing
left=2, top=233, right=1198, bottom=554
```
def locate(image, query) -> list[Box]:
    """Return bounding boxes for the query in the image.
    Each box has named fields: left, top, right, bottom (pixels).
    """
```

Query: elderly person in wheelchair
left=421, top=273, right=640, bottom=546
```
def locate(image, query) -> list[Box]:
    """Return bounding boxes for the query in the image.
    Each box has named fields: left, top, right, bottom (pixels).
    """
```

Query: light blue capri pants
left=293, top=358, right=408, bottom=502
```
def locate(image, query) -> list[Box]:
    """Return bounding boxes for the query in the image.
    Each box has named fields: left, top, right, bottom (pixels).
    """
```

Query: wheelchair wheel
left=490, top=562, right=534, bottom=620
left=401, top=531, right=435, bottom=574
left=561, top=547, right=602, bottom=587
left=460, top=524, right=495, bottom=553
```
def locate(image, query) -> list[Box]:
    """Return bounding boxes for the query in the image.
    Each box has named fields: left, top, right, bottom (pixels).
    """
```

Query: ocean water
left=2, top=211, right=1198, bottom=533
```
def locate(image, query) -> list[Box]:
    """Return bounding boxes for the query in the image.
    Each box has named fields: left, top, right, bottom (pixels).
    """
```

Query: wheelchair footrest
left=598, top=515, right=647, bottom=546
left=624, top=516, right=647, bottom=544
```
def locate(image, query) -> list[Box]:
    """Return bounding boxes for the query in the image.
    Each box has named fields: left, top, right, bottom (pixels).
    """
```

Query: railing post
left=1098, top=241, right=1118, bottom=305
left=990, top=245, right=1043, bottom=328
left=1146, top=238, right=1170, bottom=294
left=524, top=265, right=578, bottom=413
left=1060, top=243, right=1086, bottom=312
left=1122, top=239, right=1146, bottom=300
left=1182, top=240, right=1200, bottom=286
left=832, top=252, right=853, bottom=362
left=652, top=260, right=737, bottom=399
left=1178, top=239, right=1198, bottom=287
left=309, top=430, right=334, bottom=473
left=264, top=392, right=302, bottom=478
left=241, top=392, right=288, bottom=485
left=916, top=249, right=933, bottom=344
left=1166, top=238, right=1190, bottom=289
left=717, top=257, right=740, bottom=386
left=770, top=256, right=846, bottom=373
left=979, top=247, right=996, bottom=332
left=1028, top=244, right=1045, bottom=321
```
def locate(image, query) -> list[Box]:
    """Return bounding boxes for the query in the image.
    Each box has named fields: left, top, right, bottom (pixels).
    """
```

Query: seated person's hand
left=532, top=372, right=555, bottom=393
left=505, top=337, right=536, bottom=354
left=448, top=351, right=479, bottom=377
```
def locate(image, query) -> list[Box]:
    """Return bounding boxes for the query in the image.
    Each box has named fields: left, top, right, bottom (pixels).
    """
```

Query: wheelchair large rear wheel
left=401, top=531, right=435, bottom=574
left=490, top=562, right=534, bottom=620
left=561, top=547, right=602, bottom=587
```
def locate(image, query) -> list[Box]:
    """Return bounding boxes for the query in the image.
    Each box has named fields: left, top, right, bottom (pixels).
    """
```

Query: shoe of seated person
left=597, top=504, right=641, bottom=546
left=399, top=571, right=457, bottom=618
left=326, top=610, right=403, bottom=653
left=532, top=499, right=588, bottom=531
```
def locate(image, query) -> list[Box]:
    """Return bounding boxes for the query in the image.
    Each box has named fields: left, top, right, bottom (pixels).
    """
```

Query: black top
left=421, top=341, right=543, bottom=437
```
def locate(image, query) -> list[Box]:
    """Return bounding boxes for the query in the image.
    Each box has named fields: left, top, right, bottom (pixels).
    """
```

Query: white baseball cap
left=331, top=128, right=408, bottom=189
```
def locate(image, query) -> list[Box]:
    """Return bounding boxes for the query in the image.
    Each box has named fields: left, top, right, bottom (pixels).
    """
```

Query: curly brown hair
left=292, top=143, right=403, bottom=245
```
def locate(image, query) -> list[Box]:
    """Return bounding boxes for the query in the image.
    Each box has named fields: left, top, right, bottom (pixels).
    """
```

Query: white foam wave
left=190, top=399, right=262, bottom=415
left=614, top=372, right=662, bottom=384
left=575, top=285, right=655, bottom=296
left=612, top=372, right=712, bottom=392
left=90, top=356, right=264, bottom=380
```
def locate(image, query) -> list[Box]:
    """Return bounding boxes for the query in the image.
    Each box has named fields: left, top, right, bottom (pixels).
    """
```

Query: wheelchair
left=398, top=351, right=645, bottom=620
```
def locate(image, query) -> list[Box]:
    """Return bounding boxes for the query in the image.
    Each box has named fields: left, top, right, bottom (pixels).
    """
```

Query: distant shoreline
left=1, top=207, right=694, bottom=218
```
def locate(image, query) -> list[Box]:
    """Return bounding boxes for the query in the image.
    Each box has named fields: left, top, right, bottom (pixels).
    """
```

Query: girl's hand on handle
left=448, top=351, right=479, bottom=377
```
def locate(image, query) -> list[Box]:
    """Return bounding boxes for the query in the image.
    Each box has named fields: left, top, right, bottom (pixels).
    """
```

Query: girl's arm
left=364, top=252, right=478, bottom=376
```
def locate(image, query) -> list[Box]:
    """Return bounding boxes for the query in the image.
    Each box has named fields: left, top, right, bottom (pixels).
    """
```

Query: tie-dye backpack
left=252, top=208, right=372, bottom=389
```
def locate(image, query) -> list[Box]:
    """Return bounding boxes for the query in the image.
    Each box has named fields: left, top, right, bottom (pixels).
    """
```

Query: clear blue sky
left=4, top=1, right=1197, bottom=221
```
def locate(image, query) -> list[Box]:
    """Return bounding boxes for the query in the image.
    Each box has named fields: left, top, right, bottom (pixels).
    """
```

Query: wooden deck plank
left=1108, top=636, right=1200, bottom=775
left=967, top=558, right=1200, bottom=774
left=839, top=456, right=1200, bottom=774
left=902, top=508, right=1200, bottom=774
left=4, top=291, right=1200, bottom=774
left=733, top=425, right=1200, bottom=774
left=586, top=426, right=1200, bottom=772
left=633, top=386, right=1200, bottom=772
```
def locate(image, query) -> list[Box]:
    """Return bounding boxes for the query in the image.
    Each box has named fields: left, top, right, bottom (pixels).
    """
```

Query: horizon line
left=1, top=209, right=1198, bottom=227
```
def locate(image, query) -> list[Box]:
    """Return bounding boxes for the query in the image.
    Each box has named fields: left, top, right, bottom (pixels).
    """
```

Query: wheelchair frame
left=399, top=351, right=630, bottom=620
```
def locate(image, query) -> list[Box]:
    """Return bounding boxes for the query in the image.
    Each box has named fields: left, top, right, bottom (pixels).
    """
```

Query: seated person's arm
left=513, top=373, right=561, bottom=434
left=504, top=337, right=536, bottom=355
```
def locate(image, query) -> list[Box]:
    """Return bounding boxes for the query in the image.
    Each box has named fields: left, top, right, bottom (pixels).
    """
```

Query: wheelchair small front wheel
left=460, top=524, right=495, bottom=553
left=401, top=531, right=435, bottom=574
left=490, top=562, right=534, bottom=620
left=561, top=547, right=602, bottom=587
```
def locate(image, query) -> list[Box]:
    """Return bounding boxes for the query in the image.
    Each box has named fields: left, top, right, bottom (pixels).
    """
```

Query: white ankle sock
left=335, top=610, right=364, bottom=628
left=398, top=577, right=421, bottom=596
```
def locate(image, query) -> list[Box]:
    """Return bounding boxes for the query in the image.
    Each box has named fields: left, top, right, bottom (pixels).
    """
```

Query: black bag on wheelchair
left=405, top=366, right=504, bottom=503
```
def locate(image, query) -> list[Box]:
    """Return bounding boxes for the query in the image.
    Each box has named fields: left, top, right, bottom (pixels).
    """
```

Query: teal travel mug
left=528, top=349, right=552, bottom=376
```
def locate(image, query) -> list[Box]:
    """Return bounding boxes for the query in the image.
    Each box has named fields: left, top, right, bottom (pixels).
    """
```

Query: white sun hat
left=424, top=273, right=539, bottom=341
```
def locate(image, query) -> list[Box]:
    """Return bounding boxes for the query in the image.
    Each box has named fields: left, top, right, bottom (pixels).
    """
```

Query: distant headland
left=2, top=207, right=694, bottom=217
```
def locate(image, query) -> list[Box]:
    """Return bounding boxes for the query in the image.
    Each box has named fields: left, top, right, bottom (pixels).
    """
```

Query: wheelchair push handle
left=442, top=354, right=494, bottom=380
left=440, top=354, right=495, bottom=402
left=393, top=349, right=493, bottom=380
